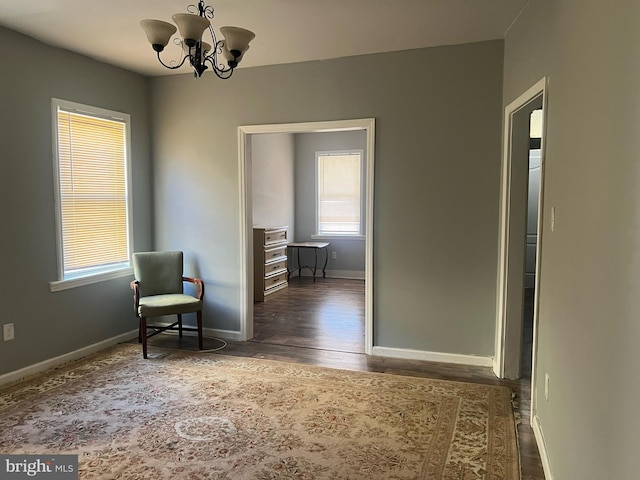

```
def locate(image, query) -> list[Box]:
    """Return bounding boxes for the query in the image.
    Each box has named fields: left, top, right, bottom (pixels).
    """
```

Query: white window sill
left=311, top=234, right=365, bottom=241
left=50, top=267, right=134, bottom=292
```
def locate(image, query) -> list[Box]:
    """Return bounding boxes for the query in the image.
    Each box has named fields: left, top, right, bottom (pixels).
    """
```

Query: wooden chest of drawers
left=253, top=226, right=288, bottom=302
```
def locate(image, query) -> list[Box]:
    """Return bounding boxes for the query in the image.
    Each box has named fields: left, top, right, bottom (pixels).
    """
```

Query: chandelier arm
left=208, top=24, right=218, bottom=46
left=204, top=56, right=233, bottom=79
left=156, top=51, right=190, bottom=70
left=213, top=67, right=233, bottom=80
left=202, top=39, right=228, bottom=74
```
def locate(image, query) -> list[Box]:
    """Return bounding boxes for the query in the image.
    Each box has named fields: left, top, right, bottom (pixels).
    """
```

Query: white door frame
left=237, top=118, right=375, bottom=354
left=494, top=78, right=548, bottom=381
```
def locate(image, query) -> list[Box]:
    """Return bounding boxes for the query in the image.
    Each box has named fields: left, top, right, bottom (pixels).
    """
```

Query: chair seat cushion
left=138, top=294, right=202, bottom=317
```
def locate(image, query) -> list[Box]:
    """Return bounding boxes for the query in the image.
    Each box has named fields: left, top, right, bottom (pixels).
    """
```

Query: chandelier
left=140, top=0, right=255, bottom=79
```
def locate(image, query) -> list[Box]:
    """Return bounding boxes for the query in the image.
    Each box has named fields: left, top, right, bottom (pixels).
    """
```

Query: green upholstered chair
left=130, top=251, right=204, bottom=358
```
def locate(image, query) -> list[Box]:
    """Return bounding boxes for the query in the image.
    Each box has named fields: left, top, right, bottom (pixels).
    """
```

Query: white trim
left=238, top=118, right=375, bottom=355
left=139, top=323, right=245, bottom=343
left=293, top=269, right=365, bottom=280
left=0, top=329, right=138, bottom=387
left=0, top=327, right=245, bottom=387
left=364, top=121, right=375, bottom=355
left=494, top=77, right=547, bottom=379
left=311, top=234, right=365, bottom=241
left=373, top=346, right=493, bottom=368
left=237, top=127, right=252, bottom=341
left=325, top=269, right=365, bottom=280
left=49, top=267, right=133, bottom=292
left=203, top=327, right=244, bottom=341
left=495, top=77, right=550, bottom=478
left=532, top=414, right=554, bottom=480
left=50, top=98, right=135, bottom=286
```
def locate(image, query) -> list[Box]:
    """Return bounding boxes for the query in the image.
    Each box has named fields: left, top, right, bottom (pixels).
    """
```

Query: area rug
left=0, top=344, right=519, bottom=479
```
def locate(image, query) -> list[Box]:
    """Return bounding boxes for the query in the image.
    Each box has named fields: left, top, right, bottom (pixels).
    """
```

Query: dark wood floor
left=253, top=276, right=365, bottom=354
left=144, top=277, right=545, bottom=479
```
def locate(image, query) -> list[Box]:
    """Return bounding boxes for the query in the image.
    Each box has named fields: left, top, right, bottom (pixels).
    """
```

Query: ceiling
left=0, top=0, right=528, bottom=77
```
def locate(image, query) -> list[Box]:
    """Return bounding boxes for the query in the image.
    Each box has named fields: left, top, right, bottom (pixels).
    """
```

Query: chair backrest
left=132, top=251, right=184, bottom=297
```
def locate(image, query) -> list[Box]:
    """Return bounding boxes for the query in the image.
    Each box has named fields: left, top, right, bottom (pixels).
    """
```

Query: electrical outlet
left=331, top=251, right=337, bottom=260
left=551, top=207, right=556, bottom=232
left=544, top=373, right=550, bottom=401
left=3, top=323, right=15, bottom=341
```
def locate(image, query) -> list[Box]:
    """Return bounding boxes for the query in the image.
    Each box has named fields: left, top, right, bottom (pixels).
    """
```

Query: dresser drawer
left=264, top=228, right=287, bottom=246
left=264, top=245, right=287, bottom=262
left=264, top=271, right=288, bottom=291
left=264, top=259, right=287, bottom=275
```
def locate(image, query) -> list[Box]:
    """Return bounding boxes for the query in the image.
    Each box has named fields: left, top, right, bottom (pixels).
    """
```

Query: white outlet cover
left=3, top=323, right=15, bottom=341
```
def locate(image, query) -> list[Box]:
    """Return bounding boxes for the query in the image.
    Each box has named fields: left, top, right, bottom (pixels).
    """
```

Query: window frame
left=313, top=149, right=365, bottom=239
left=49, top=98, right=134, bottom=292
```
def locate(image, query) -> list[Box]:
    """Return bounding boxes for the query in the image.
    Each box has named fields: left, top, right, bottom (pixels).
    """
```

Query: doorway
left=522, top=108, right=543, bottom=378
left=494, top=78, right=548, bottom=382
left=238, top=119, right=375, bottom=354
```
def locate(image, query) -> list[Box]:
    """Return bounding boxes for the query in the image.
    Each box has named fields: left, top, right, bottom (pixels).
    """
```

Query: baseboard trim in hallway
left=373, top=346, right=494, bottom=367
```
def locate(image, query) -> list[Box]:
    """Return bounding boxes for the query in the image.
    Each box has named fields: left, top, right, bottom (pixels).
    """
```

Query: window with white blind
left=50, top=99, right=133, bottom=291
left=316, top=150, right=363, bottom=236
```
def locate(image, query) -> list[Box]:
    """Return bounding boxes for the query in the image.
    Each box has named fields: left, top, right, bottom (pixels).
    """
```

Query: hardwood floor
left=253, top=276, right=365, bottom=354
left=145, top=276, right=545, bottom=479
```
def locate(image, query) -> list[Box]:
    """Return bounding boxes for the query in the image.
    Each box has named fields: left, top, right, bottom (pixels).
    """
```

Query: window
left=50, top=99, right=133, bottom=290
left=316, top=150, right=363, bottom=236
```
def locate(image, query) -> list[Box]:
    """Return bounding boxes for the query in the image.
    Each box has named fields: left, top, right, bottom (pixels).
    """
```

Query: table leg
left=313, top=248, right=318, bottom=282
left=297, top=247, right=301, bottom=278
left=322, top=246, right=329, bottom=278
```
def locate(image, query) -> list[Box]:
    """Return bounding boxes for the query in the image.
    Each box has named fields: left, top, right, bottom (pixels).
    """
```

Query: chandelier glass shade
left=140, top=1, right=255, bottom=79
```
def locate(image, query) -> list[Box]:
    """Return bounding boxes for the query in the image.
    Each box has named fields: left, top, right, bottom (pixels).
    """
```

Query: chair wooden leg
left=178, top=314, right=183, bottom=337
left=197, top=310, right=203, bottom=350
left=138, top=317, right=143, bottom=343
left=141, top=316, right=148, bottom=359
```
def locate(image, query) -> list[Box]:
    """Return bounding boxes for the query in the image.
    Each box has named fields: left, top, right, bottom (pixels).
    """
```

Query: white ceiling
left=0, top=0, right=528, bottom=76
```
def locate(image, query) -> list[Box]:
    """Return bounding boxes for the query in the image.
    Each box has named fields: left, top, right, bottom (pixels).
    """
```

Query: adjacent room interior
left=250, top=130, right=367, bottom=354
left=1, top=1, right=639, bottom=479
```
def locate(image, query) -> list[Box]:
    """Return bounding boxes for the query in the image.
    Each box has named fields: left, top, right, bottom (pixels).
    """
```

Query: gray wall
left=251, top=133, right=295, bottom=236
left=504, top=1, right=640, bottom=478
left=294, top=131, right=366, bottom=275
left=0, top=27, right=153, bottom=375
left=150, top=40, right=504, bottom=354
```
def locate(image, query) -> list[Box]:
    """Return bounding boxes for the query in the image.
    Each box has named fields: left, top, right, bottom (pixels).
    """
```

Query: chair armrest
left=183, top=277, right=204, bottom=300
left=130, top=280, right=140, bottom=315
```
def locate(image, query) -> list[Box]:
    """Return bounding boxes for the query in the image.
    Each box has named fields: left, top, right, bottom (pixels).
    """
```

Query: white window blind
left=53, top=101, right=131, bottom=281
left=317, top=152, right=362, bottom=235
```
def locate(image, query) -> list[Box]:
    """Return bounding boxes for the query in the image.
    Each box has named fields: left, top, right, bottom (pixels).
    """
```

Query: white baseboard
left=0, top=329, right=138, bottom=387
left=296, top=269, right=365, bottom=280
left=532, top=414, right=554, bottom=480
left=372, top=346, right=493, bottom=367
left=204, top=328, right=243, bottom=341
left=122, top=325, right=244, bottom=343
left=0, top=326, right=246, bottom=387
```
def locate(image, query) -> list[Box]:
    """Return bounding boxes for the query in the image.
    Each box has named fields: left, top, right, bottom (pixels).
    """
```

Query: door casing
left=494, top=78, right=548, bottom=383
left=237, top=118, right=375, bottom=354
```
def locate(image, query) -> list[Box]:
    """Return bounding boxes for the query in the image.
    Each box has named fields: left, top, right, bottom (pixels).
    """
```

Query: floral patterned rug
left=0, top=344, right=519, bottom=479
